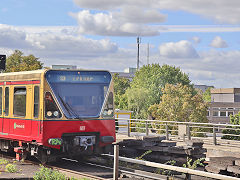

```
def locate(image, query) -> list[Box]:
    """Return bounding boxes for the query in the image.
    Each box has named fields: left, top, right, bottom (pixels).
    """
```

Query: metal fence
left=111, top=145, right=239, bottom=180
left=115, top=118, right=240, bottom=146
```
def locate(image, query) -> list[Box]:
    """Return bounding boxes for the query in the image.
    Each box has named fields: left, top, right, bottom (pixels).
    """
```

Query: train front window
left=45, top=70, right=112, bottom=118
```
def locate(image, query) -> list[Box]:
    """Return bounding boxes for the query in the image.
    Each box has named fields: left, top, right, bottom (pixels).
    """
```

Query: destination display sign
left=45, top=70, right=111, bottom=84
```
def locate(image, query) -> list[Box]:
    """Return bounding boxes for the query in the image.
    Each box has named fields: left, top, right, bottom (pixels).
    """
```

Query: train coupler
left=14, top=147, right=25, bottom=161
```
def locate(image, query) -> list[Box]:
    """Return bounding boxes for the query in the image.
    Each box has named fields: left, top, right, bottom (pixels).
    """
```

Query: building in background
left=112, top=67, right=136, bottom=81
left=52, top=65, right=77, bottom=70
left=194, top=85, right=214, bottom=93
left=208, top=88, right=240, bottom=124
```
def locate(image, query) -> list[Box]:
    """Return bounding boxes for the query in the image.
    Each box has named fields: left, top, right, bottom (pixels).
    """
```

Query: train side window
left=5, top=87, right=9, bottom=116
left=34, top=86, right=39, bottom=118
left=0, top=87, right=2, bottom=115
left=13, top=87, right=26, bottom=117
left=45, top=92, right=62, bottom=119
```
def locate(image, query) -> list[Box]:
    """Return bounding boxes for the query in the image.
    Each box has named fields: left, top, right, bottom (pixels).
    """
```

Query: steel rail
left=50, top=165, right=106, bottom=180
left=86, top=158, right=166, bottom=180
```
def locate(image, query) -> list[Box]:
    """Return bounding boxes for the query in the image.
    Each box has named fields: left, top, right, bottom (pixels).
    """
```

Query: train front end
left=41, top=70, right=115, bottom=161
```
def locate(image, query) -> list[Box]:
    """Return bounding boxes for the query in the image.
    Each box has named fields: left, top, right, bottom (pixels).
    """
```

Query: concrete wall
left=211, top=94, right=234, bottom=103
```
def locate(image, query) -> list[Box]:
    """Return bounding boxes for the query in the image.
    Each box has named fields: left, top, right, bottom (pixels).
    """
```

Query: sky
left=1, top=0, right=240, bottom=88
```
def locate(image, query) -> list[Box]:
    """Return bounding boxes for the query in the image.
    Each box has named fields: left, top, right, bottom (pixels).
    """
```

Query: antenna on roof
left=137, top=37, right=141, bottom=70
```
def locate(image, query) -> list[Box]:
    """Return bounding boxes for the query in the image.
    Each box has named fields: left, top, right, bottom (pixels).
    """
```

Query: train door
left=11, top=85, right=30, bottom=136
left=2, top=86, right=10, bottom=134
left=31, top=85, right=41, bottom=138
left=0, top=86, right=3, bottom=133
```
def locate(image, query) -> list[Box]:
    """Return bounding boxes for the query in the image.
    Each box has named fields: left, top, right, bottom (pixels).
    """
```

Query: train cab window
left=13, top=87, right=26, bottom=117
left=45, top=92, right=62, bottom=119
left=102, top=92, right=114, bottom=117
left=0, top=87, right=2, bottom=115
left=34, top=86, right=39, bottom=118
left=5, top=87, right=9, bottom=116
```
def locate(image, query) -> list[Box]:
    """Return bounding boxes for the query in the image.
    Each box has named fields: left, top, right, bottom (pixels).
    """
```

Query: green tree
left=5, top=50, right=43, bottom=72
left=128, top=64, right=192, bottom=119
left=149, top=84, right=208, bottom=134
left=203, top=87, right=213, bottom=102
left=222, top=112, right=240, bottom=140
left=126, top=87, right=150, bottom=119
left=149, top=83, right=208, bottom=123
left=113, top=73, right=130, bottom=110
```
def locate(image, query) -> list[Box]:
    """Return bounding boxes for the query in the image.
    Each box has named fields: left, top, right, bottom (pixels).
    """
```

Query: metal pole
left=146, top=120, right=149, bottom=136
left=147, top=43, right=149, bottom=65
left=113, top=145, right=119, bottom=180
left=166, top=123, right=169, bottom=140
left=127, top=119, right=130, bottom=137
left=213, top=126, right=217, bottom=145
left=137, top=37, right=140, bottom=70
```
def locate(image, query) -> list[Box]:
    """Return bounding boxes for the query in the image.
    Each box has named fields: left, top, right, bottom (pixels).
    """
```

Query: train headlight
left=107, top=110, right=113, bottom=116
left=47, top=111, right=52, bottom=117
left=53, top=111, right=59, bottom=117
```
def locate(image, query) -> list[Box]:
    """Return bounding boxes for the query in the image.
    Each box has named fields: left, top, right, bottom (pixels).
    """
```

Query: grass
left=0, top=158, right=19, bottom=173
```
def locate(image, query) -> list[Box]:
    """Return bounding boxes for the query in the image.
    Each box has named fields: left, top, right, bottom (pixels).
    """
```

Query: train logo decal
left=14, top=123, right=25, bottom=129
left=80, top=126, right=85, bottom=131
left=48, top=138, right=62, bottom=146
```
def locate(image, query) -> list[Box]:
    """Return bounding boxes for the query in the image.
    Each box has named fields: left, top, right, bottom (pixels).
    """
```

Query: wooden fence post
left=166, top=123, right=169, bottom=140
left=213, top=126, right=217, bottom=145
left=187, top=124, right=191, bottom=140
left=146, top=120, right=149, bottom=136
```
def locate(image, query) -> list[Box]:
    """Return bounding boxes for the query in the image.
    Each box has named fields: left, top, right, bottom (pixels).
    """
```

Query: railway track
left=0, top=152, right=109, bottom=180
left=0, top=152, right=214, bottom=180
left=0, top=151, right=199, bottom=180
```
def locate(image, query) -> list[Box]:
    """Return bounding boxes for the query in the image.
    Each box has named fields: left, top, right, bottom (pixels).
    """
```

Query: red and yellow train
left=0, top=69, right=115, bottom=163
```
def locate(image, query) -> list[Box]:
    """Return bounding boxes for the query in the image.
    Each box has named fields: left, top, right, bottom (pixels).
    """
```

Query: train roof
left=0, top=69, right=111, bottom=82
left=0, top=69, right=46, bottom=82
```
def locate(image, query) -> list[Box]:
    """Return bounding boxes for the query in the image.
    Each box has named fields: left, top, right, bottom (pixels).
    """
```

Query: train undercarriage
left=0, top=134, right=113, bottom=164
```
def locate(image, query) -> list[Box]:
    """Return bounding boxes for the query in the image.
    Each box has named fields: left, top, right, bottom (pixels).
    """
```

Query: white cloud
left=0, top=24, right=33, bottom=49
left=0, top=24, right=121, bottom=68
left=151, top=49, right=240, bottom=88
left=155, top=0, right=240, bottom=24
left=70, top=10, right=161, bottom=36
left=72, top=0, right=240, bottom=36
left=73, top=0, right=152, bottom=11
left=210, top=36, right=228, bottom=48
left=160, top=25, right=240, bottom=33
left=2, top=24, right=240, bottom=88
left=115, top=6, right=166, bottom=24
left=191, top=36, right=201, bottom=44
left=159, top=40, right=199, bottom=58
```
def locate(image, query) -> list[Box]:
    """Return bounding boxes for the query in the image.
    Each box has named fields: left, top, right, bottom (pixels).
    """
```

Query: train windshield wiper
left=58, top=94, right=81, bottom=119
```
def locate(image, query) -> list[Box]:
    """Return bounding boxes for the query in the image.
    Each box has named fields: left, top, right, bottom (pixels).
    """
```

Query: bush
left=33, top=165, right=66, bottom=180
left=5, top=163, right=18, bottom=173
left=33, top=165, right=81, bottom=180
left=0, top=159, right=9, bottom=165
left=222, top=113, right=240, bottom=140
